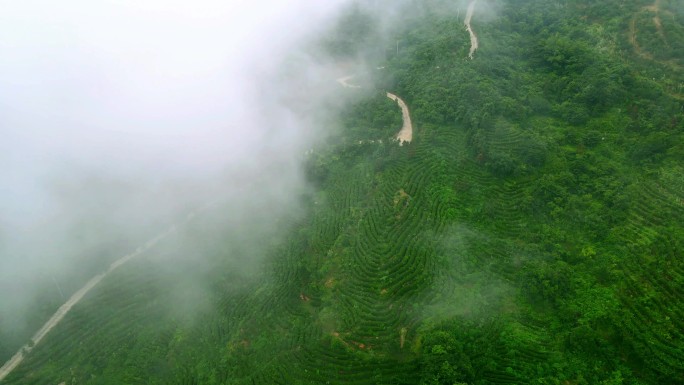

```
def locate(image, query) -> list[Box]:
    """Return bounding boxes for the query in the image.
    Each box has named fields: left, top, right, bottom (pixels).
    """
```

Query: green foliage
left=3, top=1, right=684, bottom=384
left=419, top=329, right=475, bottom=385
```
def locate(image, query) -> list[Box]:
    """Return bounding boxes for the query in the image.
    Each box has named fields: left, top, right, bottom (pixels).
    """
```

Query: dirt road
left=630, top=0, right=679, bottom=63
left=386, top=92, right=413, bottom=144
left=0, top=247, right=164, bottom=381
left=336, top=75, right=361, bottom=89
left=335, top=72, right=413, bottom=145
left=465, top=1, right=478, bottom=59
left=644, top=0, right=666, bottom=42
left=0, top=201, right=218, bottom=382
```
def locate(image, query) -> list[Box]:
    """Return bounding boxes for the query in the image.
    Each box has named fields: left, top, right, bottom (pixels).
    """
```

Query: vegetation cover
left=2, top=0, right=683, bottom=384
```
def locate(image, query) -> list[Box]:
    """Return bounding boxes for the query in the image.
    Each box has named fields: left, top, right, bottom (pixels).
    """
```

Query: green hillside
left=3, top=0, right=684, bottom=384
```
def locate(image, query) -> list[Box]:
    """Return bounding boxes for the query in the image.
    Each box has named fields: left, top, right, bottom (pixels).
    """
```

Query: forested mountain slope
left=2, top=0, right=683, bottom=384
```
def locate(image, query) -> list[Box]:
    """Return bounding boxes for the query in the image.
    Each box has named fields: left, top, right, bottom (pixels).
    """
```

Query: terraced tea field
left=2, top=0, right=684, bottom=383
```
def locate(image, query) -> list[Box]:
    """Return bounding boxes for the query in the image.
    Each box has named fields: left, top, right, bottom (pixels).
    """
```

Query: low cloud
left=0, top=0, right=355, bottom=338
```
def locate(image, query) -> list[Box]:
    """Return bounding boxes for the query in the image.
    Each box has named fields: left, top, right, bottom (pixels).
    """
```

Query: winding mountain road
left=386, top=92, right=413, bottom=144
left=2, top=65, right=415, bottom=381
left=0, top=201, right=218, bottom=382
left=627, top=0, right=683, bottom=100
left=336, top=75, right=362, bottom=89
left=336, top=73, right=413, bottom=145
left=465, top=1, right=478, bottom=59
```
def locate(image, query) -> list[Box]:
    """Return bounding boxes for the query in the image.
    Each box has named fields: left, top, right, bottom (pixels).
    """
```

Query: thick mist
left=0, top=0, right=505, bottom=362
left=0, top=0, right=356, bottom=343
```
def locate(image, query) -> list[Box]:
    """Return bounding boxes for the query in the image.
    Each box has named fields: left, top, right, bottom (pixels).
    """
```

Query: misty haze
left=1, top=0, right=684, bottom=384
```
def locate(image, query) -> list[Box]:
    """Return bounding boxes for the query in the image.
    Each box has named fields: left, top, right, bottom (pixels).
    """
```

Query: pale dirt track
left=644, top=0, right=666, bottom=42
left=336, top=73, right=413, bottom=144
left=1, top=67, right=415, bottom=380
left=386, top=92, right=413, bottom=144
left=336, top=75, right=361, bottom=89
left=0, top=201, right=219, bottom=382
left=627, top=0, right=683, bottom=100
left=465, top=1, right=478, bottom=59
left=630, top=0, right=667, bottom=61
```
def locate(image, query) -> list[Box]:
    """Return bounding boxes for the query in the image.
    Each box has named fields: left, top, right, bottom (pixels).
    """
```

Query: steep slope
left=2, top=1, right=683, bottom=384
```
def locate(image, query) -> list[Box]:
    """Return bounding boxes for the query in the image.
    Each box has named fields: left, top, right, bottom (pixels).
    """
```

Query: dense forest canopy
left=2, top=0, right=683, bottom=384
